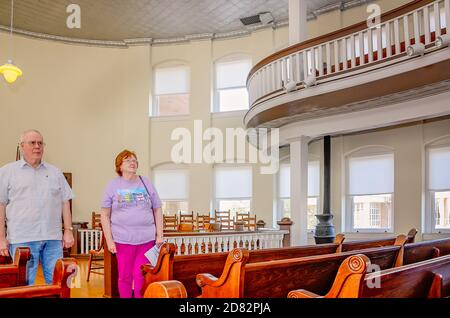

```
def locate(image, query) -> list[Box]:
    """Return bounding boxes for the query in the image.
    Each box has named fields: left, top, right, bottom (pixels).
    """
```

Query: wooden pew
left=142, top=234, right=345, bottom=297
left=339, top=228, right=417, bottom=252
left=0, top=258, right=77, bottom=298
left=141, top=231, right=417, bottom=297
left=0, top=247, right=31, bottom=288
left=288, top=253, right=450, bottom=298
left=400, top=238, right=450, bottom=266
left=196, top=236, right=408, bottom=298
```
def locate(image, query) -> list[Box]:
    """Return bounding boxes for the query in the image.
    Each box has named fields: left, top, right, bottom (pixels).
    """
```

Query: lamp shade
left=0, top=61, right=22, bottom=83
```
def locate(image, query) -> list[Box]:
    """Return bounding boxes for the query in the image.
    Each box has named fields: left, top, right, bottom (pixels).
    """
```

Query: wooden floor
left=35, top=258, right=104, bottom=298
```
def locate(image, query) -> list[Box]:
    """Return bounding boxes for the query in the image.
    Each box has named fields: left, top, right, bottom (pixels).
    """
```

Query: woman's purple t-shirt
left=101, top=176, right=161, bottom=245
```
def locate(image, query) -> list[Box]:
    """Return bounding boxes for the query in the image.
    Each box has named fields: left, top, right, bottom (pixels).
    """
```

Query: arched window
left=345, top=146, right=394, bottom=233
left=152, top=63, right=190, bottom=116
left=214, top=54, right=252, bottom=112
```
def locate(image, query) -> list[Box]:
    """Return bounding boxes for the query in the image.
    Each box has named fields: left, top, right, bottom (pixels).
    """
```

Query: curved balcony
left=245, top=0, right=450, bottom=129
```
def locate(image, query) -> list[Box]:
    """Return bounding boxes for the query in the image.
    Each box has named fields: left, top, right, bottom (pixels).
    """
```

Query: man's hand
left=63, top=229, right=75, bottom=249
left=0, top=237, right=10, bottom=257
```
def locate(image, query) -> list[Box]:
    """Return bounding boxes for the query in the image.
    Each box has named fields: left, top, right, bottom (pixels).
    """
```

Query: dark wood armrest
left=288, top=289, right=321, bottom=298
left=143, top=280, right=187, bottom=298
left=196, top=273, right=219, bottom=287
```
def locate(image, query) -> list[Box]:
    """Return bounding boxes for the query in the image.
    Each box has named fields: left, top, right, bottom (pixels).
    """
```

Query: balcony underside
left=245, top=57, right=450, bottom=129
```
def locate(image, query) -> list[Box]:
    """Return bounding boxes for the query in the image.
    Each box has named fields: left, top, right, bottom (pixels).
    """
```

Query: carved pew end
left=143, top=280, right=187, bottom=298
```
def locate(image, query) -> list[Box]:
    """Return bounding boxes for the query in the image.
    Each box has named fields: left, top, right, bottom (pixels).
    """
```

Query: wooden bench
left=0, top=247, right=31, bottom=288
left=0, top=258, right=77, bottom=298
left=288, top=253, right=450, bottom=298
left=142, top=234, right=345, bottom=297
left=196, top=238, right=408, bottom=298
left=141, top=231, right=417, bottom=297
left=400, top=238, right=450, bottom=266
left=339, top=228, right=417, bottom=252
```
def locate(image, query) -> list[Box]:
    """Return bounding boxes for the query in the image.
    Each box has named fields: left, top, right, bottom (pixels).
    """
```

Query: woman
left=100, top=149, right=163, bottom=298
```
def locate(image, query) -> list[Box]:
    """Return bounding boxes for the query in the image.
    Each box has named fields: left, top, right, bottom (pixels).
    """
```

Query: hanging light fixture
left=0, top=0, right=22, bottom=84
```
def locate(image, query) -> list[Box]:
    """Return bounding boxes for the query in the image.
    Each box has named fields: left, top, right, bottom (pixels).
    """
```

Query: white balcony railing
left=165, top=230, right=288, bottom=255
left=247, top=0, right=449, bottom=110
left=78, top=229, right=102, bottom=254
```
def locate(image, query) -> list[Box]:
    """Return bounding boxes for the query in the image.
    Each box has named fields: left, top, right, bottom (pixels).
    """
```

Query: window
left=153, top=167, right=189, bottom=214
left=427, top=145, right=450, bottom=232
left=214, top=56, right=252, bottom=112
left=277, top=161, right=320, bottom=231
left=215, top=166, right=252, bottom=218
left=153, top=65, right=190, bottom=116
left=347, top=151, right=394, bottom=232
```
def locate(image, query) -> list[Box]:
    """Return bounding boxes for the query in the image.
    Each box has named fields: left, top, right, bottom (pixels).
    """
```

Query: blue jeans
left=9, top=240, right=63, bottom=285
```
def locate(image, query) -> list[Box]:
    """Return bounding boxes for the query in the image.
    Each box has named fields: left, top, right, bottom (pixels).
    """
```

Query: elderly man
left=0, top=129, right=74, bottom=285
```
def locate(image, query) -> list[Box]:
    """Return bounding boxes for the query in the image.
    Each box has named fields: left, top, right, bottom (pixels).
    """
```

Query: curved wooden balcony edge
left=245, top=57, right=450, bottom=129
left=247, top=0, right=435, bottom=82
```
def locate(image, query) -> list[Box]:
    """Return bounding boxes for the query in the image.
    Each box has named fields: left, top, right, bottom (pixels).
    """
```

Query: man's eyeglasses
left=22, top=141, right=45, bottom=147
left=123, top=159, right=138, bottom=164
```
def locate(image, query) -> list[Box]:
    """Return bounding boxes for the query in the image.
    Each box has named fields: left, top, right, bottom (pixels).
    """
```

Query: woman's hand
left=156, top=235, right=164, bottom=247
left=107, top=241, right=117, bottom=254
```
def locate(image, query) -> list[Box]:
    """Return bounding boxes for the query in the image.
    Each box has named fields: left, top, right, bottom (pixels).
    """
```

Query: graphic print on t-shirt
left=116, top=187, right=150, bottom=208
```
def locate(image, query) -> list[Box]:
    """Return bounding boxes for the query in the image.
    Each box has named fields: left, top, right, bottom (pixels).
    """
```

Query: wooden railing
left=164, top=230, right=288, bottom=255
left=78, top=229, right=102, bottom=255
left=246, top=0, right=449, bottom=111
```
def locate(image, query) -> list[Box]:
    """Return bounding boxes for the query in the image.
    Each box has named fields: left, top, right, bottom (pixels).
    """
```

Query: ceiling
left=0, top=0, right=371, bottom=45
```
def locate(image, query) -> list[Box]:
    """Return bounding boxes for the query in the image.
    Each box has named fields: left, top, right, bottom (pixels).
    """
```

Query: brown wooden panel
left=403, top=238, right=450, bottom=265
left=243, top=246, right=401, bottom=298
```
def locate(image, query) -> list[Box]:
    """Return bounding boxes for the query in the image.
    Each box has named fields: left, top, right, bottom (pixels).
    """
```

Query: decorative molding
left=0, top=0, right=375, bottom=47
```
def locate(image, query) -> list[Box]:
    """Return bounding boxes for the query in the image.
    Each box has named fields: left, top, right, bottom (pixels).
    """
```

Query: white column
left=289, top=136, right=310, bottom=246
left=289, top=0, right=308, bottom=45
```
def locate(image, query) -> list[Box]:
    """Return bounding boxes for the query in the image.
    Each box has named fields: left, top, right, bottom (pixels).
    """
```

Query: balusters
left=394, top=19, right=401, bottom=54
left=326, top=43, right=331, bottom=74
left=445, top=0, right=450, bottom=32
left=413, top=10, right=421, bottom=45
left=434, top=2, right=441, bottom=37
left=404, top=15, right=411, bottom=47
left=386, top=22, right=392, bottom=57
left=333, top=40, right=339, bottom=72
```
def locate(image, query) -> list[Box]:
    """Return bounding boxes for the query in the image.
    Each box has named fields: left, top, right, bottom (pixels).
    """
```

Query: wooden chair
left=235, top=212, right=257, bottom=231
left=196, top=213, right=212, bottom=230
left=179, top=211, right=194, bottom=226
left=86, top=212, right=104, bottom=282
left=214, top=210, right=233, bottom=230
left=163, top=214, right=178, bottom=231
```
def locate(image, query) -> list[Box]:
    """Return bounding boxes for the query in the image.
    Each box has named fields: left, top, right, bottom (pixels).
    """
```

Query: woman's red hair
left=115, top=149, right=137, bottom=176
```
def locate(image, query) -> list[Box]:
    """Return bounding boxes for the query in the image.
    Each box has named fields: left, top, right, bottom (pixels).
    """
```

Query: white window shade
left=429, top=146, right=450, bottom=190
left=216, top=59, right=252, bottom=89
left=348, top=153, right=394, bottom=195
left=153, top=169, right=189, bottom=200
left=279, top=164, right=290, bottom=198
left=279, top=162, right=320, bottom=198
left=215, top=166, right=252, bottom=199
left=154, top=66, right=190, bottom=95
left=308, top=161, right=320, bottom=197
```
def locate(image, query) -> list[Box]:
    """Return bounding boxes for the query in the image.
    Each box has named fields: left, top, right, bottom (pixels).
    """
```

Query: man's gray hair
left=19, top=129, right=43, bottom=143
